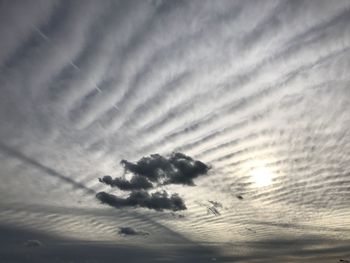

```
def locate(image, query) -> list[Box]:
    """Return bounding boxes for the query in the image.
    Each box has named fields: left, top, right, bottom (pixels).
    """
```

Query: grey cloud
left=24, top=239, right=42, bottom=248
left=99, top=175, right=153, bottom=190
left=170, top=212, right=185, bottom=219
left=196, top=201, right=223, bottom=216
left=236, top=195, right=243, bottom=200
left=245, top=227, right=257, bottom=234
left=96, top=152, right=209, bottom=211
left=2, top=1, right=350, bottom=261
left=207, top=200, right=222, bottom=216
left=208, top=200, right=222, bottom=208
left=118, top=227, right=149, bottom=236
left=120, top=152, right=210, bottom=186
left=207, top=206, right=220, bottom=216
left=96, top=190, right=186, bottom=212
left=0, top=225, right=221, bottom=263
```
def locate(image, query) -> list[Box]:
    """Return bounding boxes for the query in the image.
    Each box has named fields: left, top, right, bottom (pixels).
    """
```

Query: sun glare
left=250, top=166, right=274, bottom=187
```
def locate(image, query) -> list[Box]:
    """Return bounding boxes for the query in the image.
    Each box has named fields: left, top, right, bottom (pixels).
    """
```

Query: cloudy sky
left=1, top=0, right=350, bottom=262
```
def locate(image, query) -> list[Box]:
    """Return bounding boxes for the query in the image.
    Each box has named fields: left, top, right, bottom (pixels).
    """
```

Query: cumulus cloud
left=120, top=152, right=210, bottom=186
left=96, top=190, right=186, bottom=211
left=96, top=152, right=210, bottom=211
left=118, top=227, right=149, bottom=236
left=99, top=175, right=153, bottom=190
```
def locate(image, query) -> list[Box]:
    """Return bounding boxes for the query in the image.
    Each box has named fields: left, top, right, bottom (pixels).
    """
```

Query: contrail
left=94, top=83, right=102, bottom=93
left=32, top=25, right=50, bottom=42
left=0, top=142, right=95, bottom=195
left=69, top=60, right=80, bottom=71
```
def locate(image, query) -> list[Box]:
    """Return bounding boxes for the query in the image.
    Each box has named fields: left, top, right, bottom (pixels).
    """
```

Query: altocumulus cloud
left=96, top=152, right=210, bottom=211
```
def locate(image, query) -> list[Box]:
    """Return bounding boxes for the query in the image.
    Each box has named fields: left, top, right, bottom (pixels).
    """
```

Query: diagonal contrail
left=0, top=142, right=95, bottom=195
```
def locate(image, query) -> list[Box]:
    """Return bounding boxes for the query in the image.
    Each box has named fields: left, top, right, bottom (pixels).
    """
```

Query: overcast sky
left=1, top=0, right=350, bottom=262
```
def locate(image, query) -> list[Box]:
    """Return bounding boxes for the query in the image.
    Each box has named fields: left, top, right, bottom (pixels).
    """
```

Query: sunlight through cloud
left=250, top=165, right=274, bottom=187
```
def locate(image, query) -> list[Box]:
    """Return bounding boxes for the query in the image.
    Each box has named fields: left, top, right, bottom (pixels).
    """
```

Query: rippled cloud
left=1, top=0, right=350, bottom=261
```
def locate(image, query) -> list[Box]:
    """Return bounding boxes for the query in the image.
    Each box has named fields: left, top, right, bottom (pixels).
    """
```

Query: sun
left=250, top=166, right=274, bottom=187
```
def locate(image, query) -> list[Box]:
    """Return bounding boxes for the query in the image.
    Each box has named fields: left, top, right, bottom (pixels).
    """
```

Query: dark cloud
left=96, top=190, right=186, bottom=212
left=96, top=153, right=210, bottom=211
left=120, top=152, right=210, bottom=186
left=118, top=227, right=149, bottom=236
left=99, top=175, right=153, bottom=190
left=96, top=152, right=209, bottom=211
left=196, top=201, right=223, bottom=216
left=236, top=195, right=244, bottom=200
left=0, top=225, right=221, bottom=263
left=208, top=200, right=222, bottom=208
left=245, top=227, right=257, bottom=234
left=24, top=239, right=42, bottom=248
left=207, top=206, right=220, bottom=216
left=207, top=200, right=222, bottom=216
left=170, top=212, right=185, bottom=218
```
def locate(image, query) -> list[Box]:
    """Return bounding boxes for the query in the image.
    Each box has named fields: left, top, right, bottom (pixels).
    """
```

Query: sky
left=0, top=0, right=350, bottom=262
